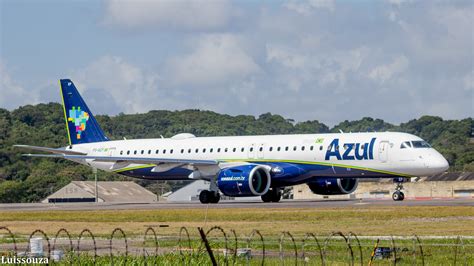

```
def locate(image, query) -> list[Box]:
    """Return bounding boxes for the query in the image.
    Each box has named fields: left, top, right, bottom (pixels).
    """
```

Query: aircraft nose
left=428, top=152, right=449, bottom=173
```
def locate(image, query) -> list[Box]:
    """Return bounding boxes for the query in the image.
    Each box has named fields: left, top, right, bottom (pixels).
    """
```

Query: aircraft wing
left=19, top=153, right=218, bottom=166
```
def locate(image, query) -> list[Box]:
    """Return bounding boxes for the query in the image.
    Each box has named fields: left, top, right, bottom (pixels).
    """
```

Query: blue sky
left=1, top=0, right=472, bottom=126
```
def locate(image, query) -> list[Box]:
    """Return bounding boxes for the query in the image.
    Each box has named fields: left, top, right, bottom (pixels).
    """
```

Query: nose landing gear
left=392, top=177, right=409, bottom=201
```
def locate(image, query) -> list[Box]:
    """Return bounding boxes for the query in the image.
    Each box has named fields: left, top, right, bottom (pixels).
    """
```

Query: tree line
left=0, top=103, right=472, bottom=203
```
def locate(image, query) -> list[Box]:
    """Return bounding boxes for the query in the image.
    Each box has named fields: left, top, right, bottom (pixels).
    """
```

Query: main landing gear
left=392, top=177, right=409, bottom=201
left=199, top=190, right=220, bottom=204
left=261, top=188, right=282, bottom=203
left=199, top=176, right=220, bottom=204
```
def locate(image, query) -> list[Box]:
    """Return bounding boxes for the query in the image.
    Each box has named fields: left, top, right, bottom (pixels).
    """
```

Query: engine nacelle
left=217, top=164, right=271, bottom=197
left=307, top=178, right=358, bottom=195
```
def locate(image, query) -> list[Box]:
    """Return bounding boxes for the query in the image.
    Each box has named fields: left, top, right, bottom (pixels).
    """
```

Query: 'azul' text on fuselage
left=325, top=138, right=376, bottom=160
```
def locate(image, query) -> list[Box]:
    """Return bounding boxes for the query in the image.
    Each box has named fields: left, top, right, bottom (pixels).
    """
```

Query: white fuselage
left=67, top=132, right=449, bottom=183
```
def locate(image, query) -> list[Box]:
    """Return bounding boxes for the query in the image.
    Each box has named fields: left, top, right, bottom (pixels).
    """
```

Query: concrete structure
left=294, top=180, right=474, bottom=200
left=294, top=172, right=474, bottom=200
left=43, top=181, right=157, bottom=203
left=167, top=180, right=260, bottom=202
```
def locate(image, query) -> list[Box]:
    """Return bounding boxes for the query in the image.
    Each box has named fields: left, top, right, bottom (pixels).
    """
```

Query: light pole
left=93, top=167, right=98, bottom=203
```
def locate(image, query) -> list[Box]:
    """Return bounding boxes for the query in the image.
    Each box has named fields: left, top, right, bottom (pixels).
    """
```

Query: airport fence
left=0, top=225, right=473, bottom=265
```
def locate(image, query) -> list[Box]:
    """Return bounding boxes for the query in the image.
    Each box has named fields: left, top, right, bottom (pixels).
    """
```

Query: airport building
left=293, top=172, right=474, bottom=200
left=43, top=181, right=157, bottom=203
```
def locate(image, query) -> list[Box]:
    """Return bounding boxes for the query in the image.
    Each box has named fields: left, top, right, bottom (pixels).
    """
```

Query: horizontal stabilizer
left=14, top=145, right=86, bottom=155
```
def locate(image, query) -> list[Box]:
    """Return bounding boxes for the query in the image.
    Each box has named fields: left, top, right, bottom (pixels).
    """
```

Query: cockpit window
left=400, top=141, right=412, bottom=149
left=411, top=140, right=431, bottom=148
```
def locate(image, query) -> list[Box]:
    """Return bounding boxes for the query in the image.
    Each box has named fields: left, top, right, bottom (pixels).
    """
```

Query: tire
left=271, top=190, right=282, bottom=202
left=261, top=191, right=273, bottom=202
left=210, top=192, right=220, bottom=204
left=399, top=192, right=405, bottom=201
left=199, top=190, right=210, bottom=204
left=392, top=191, right=400, bottom=201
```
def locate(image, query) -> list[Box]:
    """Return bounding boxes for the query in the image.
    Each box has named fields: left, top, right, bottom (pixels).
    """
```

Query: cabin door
left=378, top=141, right=389, bottom=163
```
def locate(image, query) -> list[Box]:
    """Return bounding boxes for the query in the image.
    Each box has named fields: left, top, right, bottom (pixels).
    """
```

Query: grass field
left=1, top=205, right=473, bottom=265
left=0, top=205, right=473, bottom=236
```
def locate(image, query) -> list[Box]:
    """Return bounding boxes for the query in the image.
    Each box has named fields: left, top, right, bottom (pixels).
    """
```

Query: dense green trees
left=0, top=103, right=472, bottom=202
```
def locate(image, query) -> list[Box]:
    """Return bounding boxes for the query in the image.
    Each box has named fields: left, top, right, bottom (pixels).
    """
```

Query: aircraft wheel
left=392, top=191, right=403, bottom=201
left=271, top=189, right=282, bottom=202
left=199, top=190, right=211, bottom=204
left=210, top=192, right=220, bottom=204
left=261, top=191, right=273, bottom=202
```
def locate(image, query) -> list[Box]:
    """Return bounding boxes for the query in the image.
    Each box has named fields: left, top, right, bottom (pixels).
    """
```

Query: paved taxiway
left=0, top=198, right=473, bottom=212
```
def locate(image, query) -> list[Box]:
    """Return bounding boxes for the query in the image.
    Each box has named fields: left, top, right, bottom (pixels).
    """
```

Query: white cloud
left=0, top=61, right=36, bottom=109
left=387, top=0, right=413, bottom=6
left=368, top=55, right=409, bottom=84
left=102, top=0, right=233, bottom=31
left=166, top=34, right=261, bottom=86
left=464, top=71, right=474, bottom=91
left=284, top=0, right=335, bottom=15
left=71, top=56, right=161, bottom=114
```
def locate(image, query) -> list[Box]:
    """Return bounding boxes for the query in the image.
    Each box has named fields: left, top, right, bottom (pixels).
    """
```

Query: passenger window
left=310, top=146, right=314, bottom=151
left=210, top=148, right=213, bottom=153
left=127, top=151, right=130, bottom=155
left=203, top=148, right=206, bottom=153
left=259, top=147, right=263, bottom=152
left=301, top=146, right=305, bottom=151
left=269, top=147, right=273, bottom=152
left=277, top=147, right=281, bottom=151
left=155, top=150, right=159, bottom=154
left=163, top=149, right=166, bottom=154
left=141, top=150, right=144, bottom=154
left=319, top=146, right=323, bottom=151
left=225, top=148, right=228, bottom=152
left=120, top=151, right=123, bottom=155
left=181, top=149, right=184, bottom=153
left=241, top=147, right=244, bottom=152
left=134, top=150, right=137, bottom=155
left=293, top=146, right=297, bottom=151
left=250, top=147, right=254, bottom=152
left=233, top=148, right=236, bottom=152
left=170, top=149, right=173, bottom=154
left=217, top=148, right=221, bottom=152
left=148, top=150, right=151, bottom=154
left=285, top=147, right=289, bottom=151
left=195, top=148, right=199, bottom=153
left=188, top=149, right=191, bottom=153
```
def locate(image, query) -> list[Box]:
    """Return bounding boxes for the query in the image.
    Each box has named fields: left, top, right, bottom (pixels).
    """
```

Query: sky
left=0, top=0, right=472, bottom=126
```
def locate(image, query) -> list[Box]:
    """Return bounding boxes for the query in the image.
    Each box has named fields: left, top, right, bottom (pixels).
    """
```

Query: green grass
left=1, top=205, right=473, bottom=265
left=0, top=206, right=473, bottom=236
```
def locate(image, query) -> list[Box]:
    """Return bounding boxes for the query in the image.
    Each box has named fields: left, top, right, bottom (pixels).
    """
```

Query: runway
left=1, top=198, right=473, bottom=212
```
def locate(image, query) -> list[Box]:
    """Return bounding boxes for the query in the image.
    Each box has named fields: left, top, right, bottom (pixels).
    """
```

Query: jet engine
left=217, top=164, right=271, bottom=197
left=307, top=178, right=358, bottom=195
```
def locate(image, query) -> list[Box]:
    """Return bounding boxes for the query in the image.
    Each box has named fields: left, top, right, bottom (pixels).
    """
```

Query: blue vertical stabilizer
left=60, top=79, right=109, bottom=145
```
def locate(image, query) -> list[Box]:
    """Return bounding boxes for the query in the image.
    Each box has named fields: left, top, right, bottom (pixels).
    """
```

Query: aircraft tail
left=60, top=79, right=109, bottom=145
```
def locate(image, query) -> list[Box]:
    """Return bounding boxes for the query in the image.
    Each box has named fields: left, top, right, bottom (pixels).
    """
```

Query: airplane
left=15, top=79, right=450, bottom=204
